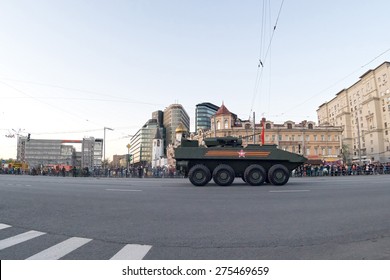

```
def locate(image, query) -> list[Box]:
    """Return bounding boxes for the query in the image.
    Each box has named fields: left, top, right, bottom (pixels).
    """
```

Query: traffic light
left=27, top=133, right=31, bottom=141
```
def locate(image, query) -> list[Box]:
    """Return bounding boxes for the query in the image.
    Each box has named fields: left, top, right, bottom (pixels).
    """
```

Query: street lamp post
left=103, top=127, right=114, bottom=169
left=126, top=143, right=131, bottom=171
left=356, top=118, right=362, bottom=164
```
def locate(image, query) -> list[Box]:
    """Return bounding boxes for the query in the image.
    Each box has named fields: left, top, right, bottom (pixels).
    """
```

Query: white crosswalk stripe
left=0, top=222, right=152, bottom=259
left=27, top=237, right=93, bottom=260
left=110, top=244, right=152, bottom=260
left=0, top=230, right=46, bottom=250
left=0, top=223, right=11, bottom=230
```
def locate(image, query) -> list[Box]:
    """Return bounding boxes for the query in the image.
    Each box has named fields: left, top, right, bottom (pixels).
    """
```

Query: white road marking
left=0, top=223, right=11, bottom=230
left=0, top=230, right=46, bottom=250
left=27, top=237, right=92, bottom=260
left=269, top=190, right=310, bottom=193
left=105, top=189, right=142, bottom=192
left=110, top=244, right=152, bottom=260
left=0, top=223, right=152, bottom=260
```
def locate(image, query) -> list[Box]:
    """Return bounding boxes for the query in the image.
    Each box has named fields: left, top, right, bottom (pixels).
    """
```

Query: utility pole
left=213, top=115, right=217, bottom=137
left=253, top=112, right=255, bottom=144
left=12, top=128, right=25, bottom=161
left=126, top=143, right=131, bottom=171
left=356, top=118, right=362, bottom=164
left=103, top=127, right=114, bottom=169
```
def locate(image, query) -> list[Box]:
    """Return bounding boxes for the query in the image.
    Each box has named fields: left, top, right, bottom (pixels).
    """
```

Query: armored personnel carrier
left=174, top=136, right=307, bottom=186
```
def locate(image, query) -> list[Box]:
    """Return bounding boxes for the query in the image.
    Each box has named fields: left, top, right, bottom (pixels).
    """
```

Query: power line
left=280, top=47, right=390, bottom=116
left=0, top=80, right=101, bottom=127
left=250, top=0, right=285, bottom=119
left=0, top=77, right=164, bottom=106
left=0, top=95, right=162, bottom=105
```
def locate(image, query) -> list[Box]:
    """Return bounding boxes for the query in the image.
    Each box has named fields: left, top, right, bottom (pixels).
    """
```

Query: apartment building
left=163, top=103, right=190, bottom=145
left=317, top=61, right=390, bottom=163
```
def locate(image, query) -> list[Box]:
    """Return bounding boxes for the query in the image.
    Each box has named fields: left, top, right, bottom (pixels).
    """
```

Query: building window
left=266, top=123, right=271, bottom=129
left=217, top=121, right=220, bottom=130
left=224, top=120, right=229, bottom=129
left=308, top=123, right=313, bottom=129
left=287, top=123, right=292, bottom=129
left=314, top=135, right=317, bottom=141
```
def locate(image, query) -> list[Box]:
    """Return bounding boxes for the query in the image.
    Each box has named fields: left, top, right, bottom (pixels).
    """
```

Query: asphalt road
left=0, top=174, right=390, bottom=260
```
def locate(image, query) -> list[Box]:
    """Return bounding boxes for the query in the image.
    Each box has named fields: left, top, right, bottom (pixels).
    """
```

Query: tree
left=341, top=144, right=351, bottom=164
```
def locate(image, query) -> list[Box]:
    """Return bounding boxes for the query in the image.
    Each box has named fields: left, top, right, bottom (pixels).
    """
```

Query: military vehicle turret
left=174, top=136, right=307, bottom=186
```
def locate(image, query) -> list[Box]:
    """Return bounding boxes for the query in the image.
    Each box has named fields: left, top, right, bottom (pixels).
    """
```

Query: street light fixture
left=103, top=127, right=114, bottom=168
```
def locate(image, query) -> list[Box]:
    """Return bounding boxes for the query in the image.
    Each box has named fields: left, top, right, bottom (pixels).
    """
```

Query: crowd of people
left=3, top=162, right=390, bottom=178
left=294, top=162, right=390, bottom=177
left=0, top=165, right=181, bottom=178
left=97, top=166, right=179, bottom=178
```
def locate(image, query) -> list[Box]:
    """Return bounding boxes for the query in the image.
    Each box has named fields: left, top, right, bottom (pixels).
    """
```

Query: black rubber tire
left=244, top=164, right=266, bottom=186
left=188, top=164, right=211, bottom=186
left=212, top=164, right=235, bottom=186
left=268, top=164, right=289, bottom=186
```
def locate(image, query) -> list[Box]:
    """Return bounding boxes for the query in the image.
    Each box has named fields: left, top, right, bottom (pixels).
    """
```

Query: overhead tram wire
left=278, top=47, right=390, bottom=117
left=249, top=0, right=267, bottom=119
left=0, top=80, right=101, bottom=127
left=249, top=0, right=286, bottom=119
left=0, top=77, right=164, bottom=107
left=22, top=125, right=139, bottom=137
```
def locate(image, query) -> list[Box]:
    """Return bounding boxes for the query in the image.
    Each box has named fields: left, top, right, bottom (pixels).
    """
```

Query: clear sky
left=1, top=0, right=390, bottom=160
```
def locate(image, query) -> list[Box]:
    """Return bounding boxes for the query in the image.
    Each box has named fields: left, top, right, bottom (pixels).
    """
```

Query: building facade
left=163, top=103, right=190, bottom=146
left=17, top=137, right=103, bottom=169
left=201, top=103, right=343, bottom=162
left=317, top=61, right=390, bottom=163
left=17, top=137, right=78, bottom=167
left=129, top=119, right=164, bottom=166
left=195, top=102, right=219, bottom=132
left=151, top=128, right=166, bottom=168
left=81, top=137, right=103, bottom=170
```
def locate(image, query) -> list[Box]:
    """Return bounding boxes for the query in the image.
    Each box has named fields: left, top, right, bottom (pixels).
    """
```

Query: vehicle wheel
left=212, top=164, right=235, bottom=186
left=268, top=164, right=289, bottom=185
left=188, top=164, right=211, bottom=186
left=244, top=164, right=266, bottom=186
